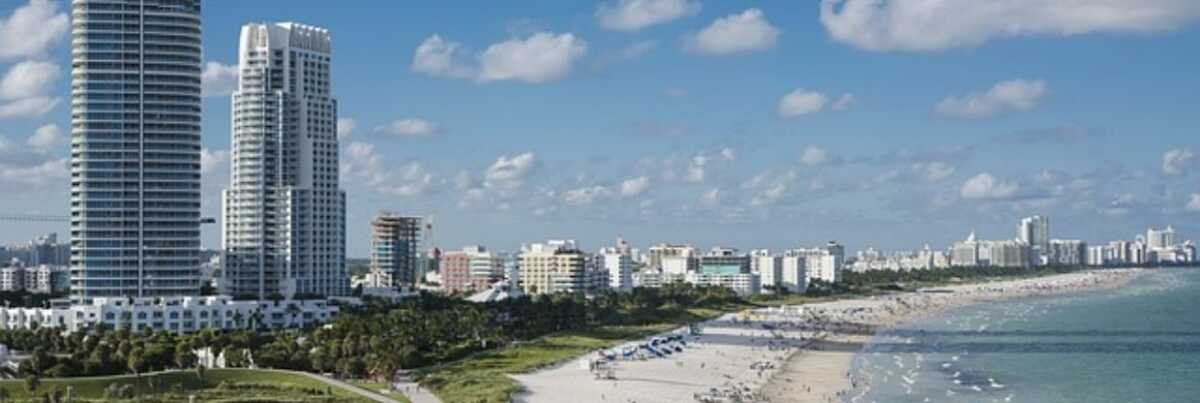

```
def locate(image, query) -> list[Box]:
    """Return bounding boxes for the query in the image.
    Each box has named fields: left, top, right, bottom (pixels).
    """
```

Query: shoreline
left=760, top=268, right=1145, bottom=403
left=510, top=269, right=1144, bottom=403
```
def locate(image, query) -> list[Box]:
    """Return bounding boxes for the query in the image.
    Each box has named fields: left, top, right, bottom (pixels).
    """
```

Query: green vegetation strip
left=0, top=369, right=372, bottom=402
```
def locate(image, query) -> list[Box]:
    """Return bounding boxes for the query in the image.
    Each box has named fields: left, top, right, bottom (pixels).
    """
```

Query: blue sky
left=1, top=0, right=1198, bottom=257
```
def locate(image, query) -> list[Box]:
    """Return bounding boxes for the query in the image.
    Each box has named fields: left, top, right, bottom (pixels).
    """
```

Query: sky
left=0, top=0, right=1198, bottom=257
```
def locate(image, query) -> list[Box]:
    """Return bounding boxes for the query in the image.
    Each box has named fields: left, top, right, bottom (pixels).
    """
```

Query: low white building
left=598, top=247, right=633, bottom=292
left=685, top=272, right=761, bottom=296
left=0, top=296, right=340, bottom=333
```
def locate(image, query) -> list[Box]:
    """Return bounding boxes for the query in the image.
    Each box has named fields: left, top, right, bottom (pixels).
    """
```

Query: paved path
left=274, top=370, right=406, bottom=403
left=393, top=380, right=444, bottom=403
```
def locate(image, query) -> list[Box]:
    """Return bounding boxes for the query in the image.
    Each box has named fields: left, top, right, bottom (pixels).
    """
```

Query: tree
left=127, top=348, right=146, bottom=376
left=0, top=386, right=10, bottom=402
left=174, top=344, right=197, bottom=369
left=24, top=375, right=39, bottom=395
left=195, top=364, right=207, bottom=381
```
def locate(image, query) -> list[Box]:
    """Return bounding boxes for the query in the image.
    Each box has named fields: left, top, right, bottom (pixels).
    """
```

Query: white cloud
left=564, top=185, right=614, bottom=205
left=0, top=60, right=57, bottom=100
left=778, top=89, right=829, bottom=118
left=484, top=152, right=538, bottom=188
left=684, top=9, right=780, bottom=55
left=25, top=123, right=60, bottom=152
left=0, top=0, right=69, bottom=61
left=411, top=35, right=475, bottom=79
left=751, top=182, right=789, bottom=206
left=699, top=188, right=722, bottom=206
left=0, top=96, right=56, bottom=118
left=0, top=157, right=67, bottom=187
left=596, top=0, right=701, bottom=32
left=1162, top=148, right=1195, bottom=175
left=479, top=32, right=588, bottom=83
left=684, top=154, right=709, bottom=183
left=341, top=141, right=438, bottom=197
left=200, top=62, right=238, bottom=97
left=0, top=60, right=59, bottom=119
left=1188, top=194, right=1200, bottom=212
left=686, top=8, right=777, bottom=55
left=820, top=0, right=1200, bottom=52
left=800, top=145, right=831, bottom=166
left=960, top=173, right=1019, bottom=200
left=832, top=93, right=856, bottom=111
left=337, top=118, right=357, bottom=139
left=935, top=79, right=1047, bottom=119
left=914, top=161, right=956, bottom=182
left=619, top=176, right=650, bottom=197
left=200, top=148, right=228, bottom=174
left=719, top=147, right=736, bottom=161
left=376, top=118, right=442, bottom=137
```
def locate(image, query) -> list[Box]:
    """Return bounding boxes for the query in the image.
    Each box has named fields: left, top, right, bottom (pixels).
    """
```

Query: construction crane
left=0, top=214, right=216, bottom=224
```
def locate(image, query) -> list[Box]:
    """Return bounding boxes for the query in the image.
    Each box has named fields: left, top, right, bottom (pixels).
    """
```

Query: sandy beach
left=511, top=269, right=1143, bottom=403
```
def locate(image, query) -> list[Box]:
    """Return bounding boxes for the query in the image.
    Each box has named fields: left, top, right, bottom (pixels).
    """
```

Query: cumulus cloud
left=341, top=141, right=438, bottom=197
left=800, top=145, right=832, bottom=166
left=820, top=0, right=1200, bottom=52
left=411, top=35, right=475, bottom=79
left=778, top=89, right=828, bottom=118
left=0, top=60, right=59, bottom=119
left=699, top=188, right=722, bottom=206
left=376, top=118, right=442, bottom=137
left=564, top=185, right=614, bottom=205
left=1189, top=194, right=1200, bottom=212
left=413, top=32, right=587, bottom=84
left=0, top=60, right=57, bottom=99
left=596, top=0, right=701, bottom=31
left=935, top=79, right=1047, bottom=119
left=0, top=0, right=69, bottom=61
left=619, top=40, right=658, bottom=59
left=1162, top=148, right=1195, bottom=175
left=719, top=147, right=736, bottom=161
left=200, top=61, right=238, bottom=97
left=619, top=176, right=650, bottom=197
left=484, top=152, right=538, bottom=188
left=25, top=123, right=61, bottom=152
left=479, top=32, right=588, bottom=83
left=960, top=173, right=1019, bottom=200
left=914, top=161, right=955, bottom=182
left=0, top=158, right=67, bottom=187
left=337, top=118, right=357, bottom=139
left=684, top=9, right=780, bottom=55
left=0, top=96, right=56, bottom=118
left=200, top=148, right=228, bottom=174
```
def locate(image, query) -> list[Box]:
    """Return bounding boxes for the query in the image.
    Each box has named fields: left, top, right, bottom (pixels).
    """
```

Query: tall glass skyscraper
left=70, top=0, right=204, bottom=302
left=221, top=22, right=348, bottom=299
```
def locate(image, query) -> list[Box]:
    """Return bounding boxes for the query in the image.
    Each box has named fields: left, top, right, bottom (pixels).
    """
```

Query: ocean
left=846, top=268, right=1200, bottom=403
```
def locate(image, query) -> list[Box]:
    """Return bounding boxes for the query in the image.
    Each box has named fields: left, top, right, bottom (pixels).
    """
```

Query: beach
left=511, top=269, right=1143, bottom=403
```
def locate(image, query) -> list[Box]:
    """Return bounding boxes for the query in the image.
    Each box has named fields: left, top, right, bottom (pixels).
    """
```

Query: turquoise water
left=847, top=269, right=1200, bottom=403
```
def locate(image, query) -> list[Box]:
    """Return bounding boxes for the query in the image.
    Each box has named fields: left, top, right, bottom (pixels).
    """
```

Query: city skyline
left=2, top=0, right=1199, bottom=257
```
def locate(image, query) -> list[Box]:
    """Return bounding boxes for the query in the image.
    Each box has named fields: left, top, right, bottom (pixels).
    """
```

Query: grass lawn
left=347, top=379, right=410, bottom=402
left=0, top=369, right=372, bottom=402
left=419, top=306, right=736, bottom=403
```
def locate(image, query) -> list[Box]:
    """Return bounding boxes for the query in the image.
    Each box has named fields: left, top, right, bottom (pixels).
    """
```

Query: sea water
left=845, top=268, right=1200, bottom=403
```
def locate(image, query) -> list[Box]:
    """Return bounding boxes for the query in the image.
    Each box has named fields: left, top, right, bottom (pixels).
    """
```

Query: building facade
left=441, top=246, right=504, bottom=294
left=0, top=296, right=337, bottom=333
left=597, top=247, right=633, bottom=292
left=518, top=240, right=605, bottom=295
left=366, top=214, right=423, bottom=288
left=70, top=0, right=205, bottom=302
left=222, top=22, right=347, bottom=299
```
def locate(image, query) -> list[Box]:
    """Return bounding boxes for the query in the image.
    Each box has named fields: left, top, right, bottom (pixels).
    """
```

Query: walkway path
left=283, top=370, right=405, bottom=403
left=393, top=380, right=444, bottom=403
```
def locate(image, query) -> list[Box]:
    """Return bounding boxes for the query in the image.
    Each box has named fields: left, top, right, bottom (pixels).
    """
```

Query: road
left=392, top=380, right=444, bottom=403
left=279, top=370, right=407, bottom=403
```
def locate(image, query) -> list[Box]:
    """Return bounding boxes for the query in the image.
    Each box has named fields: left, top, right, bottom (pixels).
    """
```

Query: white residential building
left=222, top=22, right=348, bottom=299
left=787, top=245, right=842, bottom=284
left=780, top=255, right=808, bottom=293
left=685, top=272, right=761, bottom=296
left=0, top=296, right=338, bottom=333
left=70, top=0, right=204, bottom=303
left=598, top=247, right=633, bottom=292
left=752, top=253, right=782, bottom=291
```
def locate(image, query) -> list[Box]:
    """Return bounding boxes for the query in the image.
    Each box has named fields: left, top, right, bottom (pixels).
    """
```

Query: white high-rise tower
left=221, top=22, right=347, bottom=299
left=70, top=0, right=204, bottom=302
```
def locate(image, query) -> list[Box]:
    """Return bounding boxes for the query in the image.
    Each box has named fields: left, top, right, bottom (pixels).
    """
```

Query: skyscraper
left=367, top=214, right=424, bottom=288
left=221, top=22, right=347, bottom=299
left=1018, top=215, right=1050, bottom=250
left=70, top=0, right=204, bottom=302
